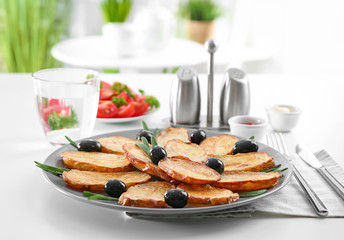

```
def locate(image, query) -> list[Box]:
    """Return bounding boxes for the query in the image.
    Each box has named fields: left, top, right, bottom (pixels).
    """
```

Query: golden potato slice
left=62, top=169, right=151, bottom=192
left=200, top=135, right=238, bottom=156
left=122, top=142, right=173, bottom=182
left=164, top=139, right=208, bottom=163
left=119, top=181, right=175, bottom=208
left=61, top=151, right=134, bottom=172
left=97, top=136, right=139, bottom=154
left=217, top=152, right=274, bottom=172
left=156, top=127, right=190, bottom=147
left=177, top=183, right=239, bottom=205
left=158, top=157, right=221, bottom=185
left=212, top=171, right=282, bottom=192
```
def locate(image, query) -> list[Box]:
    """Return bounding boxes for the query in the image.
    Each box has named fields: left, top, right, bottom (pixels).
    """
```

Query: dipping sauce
left=273, top=106, right=293, bottom=113
left=242, top=122, right=256, bottom=125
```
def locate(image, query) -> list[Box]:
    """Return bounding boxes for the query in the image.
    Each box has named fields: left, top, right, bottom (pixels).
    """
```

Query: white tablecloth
left=0, top=73, right=343, bottom=240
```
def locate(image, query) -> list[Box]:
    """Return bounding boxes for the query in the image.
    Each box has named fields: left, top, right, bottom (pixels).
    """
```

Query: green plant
left=178, top=0, right=222, bottom=22
left=100, top=0, right=132, bottom=23
left=0, top=0, right=70, bottom=73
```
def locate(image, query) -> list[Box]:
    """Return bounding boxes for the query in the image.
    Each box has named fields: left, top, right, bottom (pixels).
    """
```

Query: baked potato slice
left=164, top=139, right=208, bottom=163
left=212, top=171, right=282, bottom=192
left=200, top=135, right=238, bottom=156
left=119, top=181, right=175, bottom=208
left=62, top=169, right=151, bottom=192
left=177, top=183, right=239, bottom=205
left=97, top=136, right=139, bottom=154
left=216, top=152, right=275, bottom=172
left=156, top=127, right=190, bottom=147
left=122, top=142, right=173, bottom=182
left=158, top=157, right=221, bottom=185
left=61, top=151, right=134, bottom=172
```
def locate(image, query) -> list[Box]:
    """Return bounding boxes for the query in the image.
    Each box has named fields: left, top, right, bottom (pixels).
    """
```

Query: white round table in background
left=51, top=36, right=207, bottom=71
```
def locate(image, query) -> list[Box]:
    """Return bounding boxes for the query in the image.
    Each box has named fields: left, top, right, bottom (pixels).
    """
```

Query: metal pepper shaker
left=219, top=68, right=250, bottom=125
left=170, top=67, right=201, bottom=125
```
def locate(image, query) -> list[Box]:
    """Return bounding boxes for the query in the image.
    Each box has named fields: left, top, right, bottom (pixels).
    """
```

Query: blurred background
left=1, top=0, right=344, bottom=75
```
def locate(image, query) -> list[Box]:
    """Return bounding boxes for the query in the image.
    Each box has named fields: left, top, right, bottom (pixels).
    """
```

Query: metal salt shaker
left=170, top=67, right=201, bottom=125
left=219, top=68, right=250, bottom=125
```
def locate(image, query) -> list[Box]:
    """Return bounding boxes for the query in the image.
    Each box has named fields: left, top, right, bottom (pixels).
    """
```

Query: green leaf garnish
left=65, top=136, right=78, bottom=149
left=262, top=164, right=281, bottom=173
left=249, top=136, right=255, bottom=140
left=151, top=136, right=158, bottom=147
left=83, top=191, right=118, bottom=201
left=141, top=120, right=149, bottom=130
left=154, top=128, right=160, bottom=137
left=135, top=142, right=150, bottom=156
left=110, top=83, right=135, bottom=99
left=47, top=108, right=78, bottom=130
left=112, top=96, right=128, bottom=107
left=139, top=89, right=145, bottom=95
left=86, top=74, right=94, bottom=79
left=35, top=161, right=69, bottom=176
left=141, top=136, right=150, bottom=148
left=135, top=137, right=151, bottom=156
left=145, top=96, right=160, bottom=109
left=111, top=82, right=122, bottom=94
left=239, top=189, right=267, bottom=198
left=122, top=84, right=136, bottom=99
left=275, top=167, right=288, bottom=173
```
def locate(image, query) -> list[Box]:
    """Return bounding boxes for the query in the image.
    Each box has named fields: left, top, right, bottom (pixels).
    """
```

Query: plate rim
left=42, top=128, right=293, bottom=215
left=96, top=108, right=158, bottom=123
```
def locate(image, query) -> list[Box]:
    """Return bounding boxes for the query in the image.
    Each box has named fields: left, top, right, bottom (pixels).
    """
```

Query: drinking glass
left=32, top=68, right=100, bottom=146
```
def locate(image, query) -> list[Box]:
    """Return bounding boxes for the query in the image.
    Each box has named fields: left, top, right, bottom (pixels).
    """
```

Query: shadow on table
left=41, top=192, right=255, bottom=239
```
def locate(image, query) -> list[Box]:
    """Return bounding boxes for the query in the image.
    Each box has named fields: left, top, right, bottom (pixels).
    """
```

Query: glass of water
left=32, top=68, right=100, bottom=146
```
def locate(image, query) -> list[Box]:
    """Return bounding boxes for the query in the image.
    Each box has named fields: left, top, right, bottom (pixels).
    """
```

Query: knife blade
left=296, top=144, right=322, bottom=168
left=296, top=144, right=344, bottom=201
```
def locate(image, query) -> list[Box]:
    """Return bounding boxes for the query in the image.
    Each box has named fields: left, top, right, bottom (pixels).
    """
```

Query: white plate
left=96, top=109, right=158, bottom=123
left=41, top=129, right=293, bottom=215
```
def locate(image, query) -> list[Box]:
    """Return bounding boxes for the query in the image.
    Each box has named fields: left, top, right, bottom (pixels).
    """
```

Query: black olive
left=136, top=130, right=153, bottom=143
left=190, top=130, right=207, bottom=144
left=104, top=179, right=126, bottom=198
left=150, top=146, right=167, bottom=165
left=205, top=158, right=224, bottom=174
left=164, top=189, right=188, bottom=208
left=232, top=139, right=259, bottom=154
left=77, top=139, right=102, bottom=152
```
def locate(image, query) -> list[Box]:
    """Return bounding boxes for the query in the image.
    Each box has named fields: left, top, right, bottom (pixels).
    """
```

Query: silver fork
left=267, top=132, right=328, bottom=217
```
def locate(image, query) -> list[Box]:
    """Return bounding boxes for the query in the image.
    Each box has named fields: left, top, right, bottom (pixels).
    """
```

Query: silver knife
left=296, top=144, right=344, bottom=201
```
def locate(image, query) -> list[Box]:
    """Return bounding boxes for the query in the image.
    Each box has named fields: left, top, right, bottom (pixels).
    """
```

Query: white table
left=0, top=73, right=343, bottom=240
left=51, top=37, right=207, bottom=71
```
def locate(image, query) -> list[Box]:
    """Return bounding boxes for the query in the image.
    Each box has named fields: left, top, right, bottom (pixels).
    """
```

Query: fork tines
left=266, top=132, right=289, bottom=155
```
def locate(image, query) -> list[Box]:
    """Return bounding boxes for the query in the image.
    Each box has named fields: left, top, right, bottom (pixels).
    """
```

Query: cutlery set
left=267, top=132, right=344, bottom=217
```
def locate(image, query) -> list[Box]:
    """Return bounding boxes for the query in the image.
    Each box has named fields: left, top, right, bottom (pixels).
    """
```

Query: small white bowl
left=228, top=115, right=268, bottom=141
left=266, top=104, right=301, bottom=132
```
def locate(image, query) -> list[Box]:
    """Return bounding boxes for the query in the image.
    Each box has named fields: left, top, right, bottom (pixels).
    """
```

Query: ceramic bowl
left=228, top=115, right=268, bottom=141
left=266, top=104, right=302, bottom=132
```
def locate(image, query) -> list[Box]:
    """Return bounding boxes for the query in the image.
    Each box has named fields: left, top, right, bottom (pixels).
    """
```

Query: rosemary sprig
left=154, top=128, right=160, bottom=137
left=249, top=136, right=255, bottom=140
left=83, top=191, right=118, bottom=201
left=151, top=136, right=158, bottom=147
left=275, top=167, right=288, bottom=173
left=141, top=120, right=149, bottom=130
left=34, top=161, right=69, bottom=176
left=65, top=136, right=78, bottom=149
left=262, top=164, right=281, bottom=173
left=135, top=136, right=151, bottom=156
left=141, top=136, right=150, bottom=147
left=239, top=189, right=267, bottom=198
